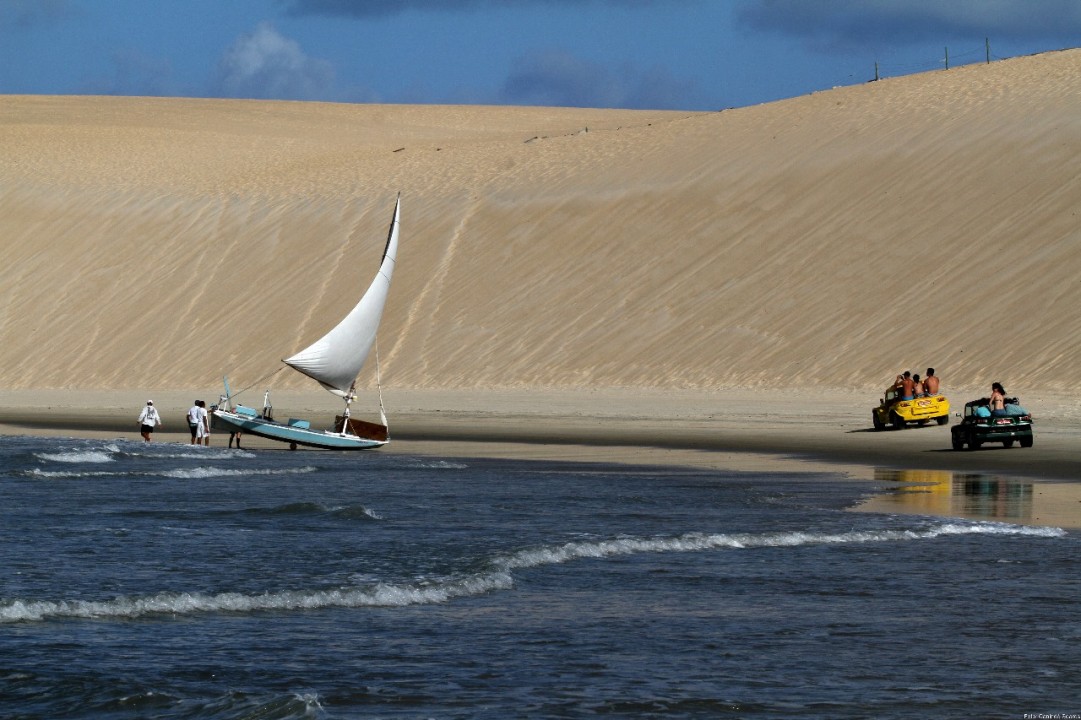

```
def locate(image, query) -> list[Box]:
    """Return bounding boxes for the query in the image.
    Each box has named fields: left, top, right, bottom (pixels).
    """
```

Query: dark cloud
left=501, top=51, right=695, bottom=109
left=736, top=0, right=1081, bottom=48
left=0, top=0, right=73, bottom=29
left=210, top=22, right=336, bottom=101
left=285, top=0, right=669, bottom=19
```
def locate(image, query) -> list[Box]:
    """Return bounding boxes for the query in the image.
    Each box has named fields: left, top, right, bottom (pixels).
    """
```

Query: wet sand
left=4, top=387, right=1079, bottom=529
left=2, top=388, right=1077, bottom=481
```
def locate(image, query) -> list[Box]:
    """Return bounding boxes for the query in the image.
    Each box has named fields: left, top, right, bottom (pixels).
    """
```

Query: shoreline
left=2, top=388, right=1078, bottom=481
left=4, top=388, right=1078, bottom=529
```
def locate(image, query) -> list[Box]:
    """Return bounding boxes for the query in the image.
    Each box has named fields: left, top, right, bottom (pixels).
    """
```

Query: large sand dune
left=3, top=50, right=1080, bottom=397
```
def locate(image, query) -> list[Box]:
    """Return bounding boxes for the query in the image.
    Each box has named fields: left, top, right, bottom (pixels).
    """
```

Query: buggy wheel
left=872, top=413, right=885, bottom=431
left=951, top=435, right=964, bottom=451
left=1020, top=436, right=1033, bottom=448
left=936, top=414, right=949, bottom=426
left=1003, top=439, right=1015, bottom=448
left=891, top=411, right=905, bottom=429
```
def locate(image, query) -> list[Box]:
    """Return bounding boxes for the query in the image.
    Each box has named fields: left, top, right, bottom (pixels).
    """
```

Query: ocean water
left=1, top=435, right=1078, bottom=719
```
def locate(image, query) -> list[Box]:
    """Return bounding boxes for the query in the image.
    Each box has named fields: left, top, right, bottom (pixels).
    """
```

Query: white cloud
left=212, top=22, right=335, bottom=101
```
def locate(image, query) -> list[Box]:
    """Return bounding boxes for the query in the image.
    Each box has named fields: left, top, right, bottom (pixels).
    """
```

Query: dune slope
left=2, top=50, right=1080, bottom=394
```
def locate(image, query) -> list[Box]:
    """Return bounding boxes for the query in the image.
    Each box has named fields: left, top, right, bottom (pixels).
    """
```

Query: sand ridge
left=1, top=50, right=1080, bottom=395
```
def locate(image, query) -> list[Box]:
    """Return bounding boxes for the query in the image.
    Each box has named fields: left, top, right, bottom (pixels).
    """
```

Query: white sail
left=283, top=195, right=400, bottom=397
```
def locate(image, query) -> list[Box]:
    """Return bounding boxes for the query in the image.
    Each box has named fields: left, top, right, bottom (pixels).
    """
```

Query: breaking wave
left=31, top=442, right=259, bottom=468
left=407, top=459, right=468, bottom=470
left=160, top=466, right=318, bottom=479
left=495, top=522, right=1066, bottom=570
left=34, top=450, right=114, bottom=464
left=24, top=466, right=318, bottom=480
left=0, top=573, right=515, bottom=622
left=0, top=521, right=1062, bottom=623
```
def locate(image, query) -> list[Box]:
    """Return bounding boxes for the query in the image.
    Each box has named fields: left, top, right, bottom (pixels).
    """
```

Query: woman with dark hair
left=990, top=382, right=1007, bottom=416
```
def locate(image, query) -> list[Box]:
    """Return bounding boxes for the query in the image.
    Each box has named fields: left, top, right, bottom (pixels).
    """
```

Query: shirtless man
left=923, top=368, right=940, bottom=395
left=892, top=371, right=915, bottom=400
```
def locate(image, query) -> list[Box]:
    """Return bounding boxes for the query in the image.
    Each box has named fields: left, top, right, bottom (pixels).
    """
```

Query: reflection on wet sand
left=854, top=469, right=1081, bottom=529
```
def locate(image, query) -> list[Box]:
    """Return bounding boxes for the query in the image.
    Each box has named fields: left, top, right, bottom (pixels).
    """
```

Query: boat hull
left=212, top=410, right=387, bottom=450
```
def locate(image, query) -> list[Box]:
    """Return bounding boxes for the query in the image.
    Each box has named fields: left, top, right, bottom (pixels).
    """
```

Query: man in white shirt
left=138, top=400, right=162, bottom=442
left=188, top=400, right=210, bottom=446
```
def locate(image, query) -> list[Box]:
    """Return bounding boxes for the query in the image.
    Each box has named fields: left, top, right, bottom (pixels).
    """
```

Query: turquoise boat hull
left=212, top=409, right=386, bottom=450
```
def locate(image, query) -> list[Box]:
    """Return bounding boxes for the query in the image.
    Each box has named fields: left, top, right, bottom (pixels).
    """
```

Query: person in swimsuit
left=990, top=382, right=1007, bottom=416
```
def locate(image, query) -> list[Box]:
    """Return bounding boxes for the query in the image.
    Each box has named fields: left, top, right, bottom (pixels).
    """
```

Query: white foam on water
left=0, top=572, right=515, bottom=622
left=495, top=522, right=1066, bottom=570
left=24, top=465, right=318, bottom=480
left=112, top=443, right=259, bottom=460
left=26, top=468, right=122, bottom=479
left=34, top=450, right=115, bottom=464
left=160, top=466, right=318, bottom=479
left=408, top=459, right=468, bottom=470
left=1, top=521, right=1062, bottom=623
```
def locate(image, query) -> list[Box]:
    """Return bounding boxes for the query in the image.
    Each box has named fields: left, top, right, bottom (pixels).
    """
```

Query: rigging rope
left=225, top=366, right=286, bottom=403
left=376, top=337, right=388, bottom=429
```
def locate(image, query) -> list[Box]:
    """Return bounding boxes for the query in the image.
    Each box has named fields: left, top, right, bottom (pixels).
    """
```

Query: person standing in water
left=138, top=400, right=162, bottom=442
left=198, top=401, right=211, bottom=446
left=188, top=400, right=210, bottom=445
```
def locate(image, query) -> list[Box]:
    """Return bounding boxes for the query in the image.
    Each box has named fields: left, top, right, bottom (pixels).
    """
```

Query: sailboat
left=211, top=195, right=400, bottom=450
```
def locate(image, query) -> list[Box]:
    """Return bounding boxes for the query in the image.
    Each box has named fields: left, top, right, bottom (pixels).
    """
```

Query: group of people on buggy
left=888, top=367, right=940, bottom=401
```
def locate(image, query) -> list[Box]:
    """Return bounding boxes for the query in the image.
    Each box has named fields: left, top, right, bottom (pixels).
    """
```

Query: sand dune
left=2, top=50, right=1080, bottom=400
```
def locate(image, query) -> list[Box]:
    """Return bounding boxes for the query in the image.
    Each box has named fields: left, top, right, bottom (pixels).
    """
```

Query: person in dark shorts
left=137, top=400, right=162, bottom=442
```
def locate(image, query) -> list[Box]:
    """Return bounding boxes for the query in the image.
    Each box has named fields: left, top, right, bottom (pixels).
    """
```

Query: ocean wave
left=1, top=521, right=1061, bottom=623
left=160, top=466, right=318, bottom=479
left=495, top=522, right=1067, bottom=570
left=24, top=466, right=318, bottom=480
left=408, top=459, right=468, bottom=470
left=243, top=502, right=382, bottom=520
left=31, top=442, right=260, bottom=467
left=0, top=572, right=514, bottom=622
left=114, top=445, right=259, bottom=460
left=26, top=469, right=124, bottom=479
left=34, top=450, right=115, bottom=464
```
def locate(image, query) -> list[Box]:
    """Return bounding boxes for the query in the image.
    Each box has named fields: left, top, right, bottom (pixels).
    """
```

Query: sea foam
left=494, top=522, right=1066, bottom=570
left=34, top=450, right=115, bottom=464
left=0, top=572, right=515, bottom=622
left=0, top=520, right=1062, bottom=623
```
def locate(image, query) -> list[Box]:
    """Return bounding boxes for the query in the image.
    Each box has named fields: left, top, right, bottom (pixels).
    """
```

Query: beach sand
left=3, top=51, right=1081, bottom=528
left=2, top=388, right=1079, bottom=528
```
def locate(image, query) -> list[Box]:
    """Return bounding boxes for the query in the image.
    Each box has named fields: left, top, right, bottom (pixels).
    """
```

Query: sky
left=2, top=0, right=1080, bottom=111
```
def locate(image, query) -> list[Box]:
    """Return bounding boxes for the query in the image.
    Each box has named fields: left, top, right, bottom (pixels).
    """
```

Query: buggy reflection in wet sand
left=951, top=396, right=1034, bottom=450
left=872, top=387, right=950, bottom=430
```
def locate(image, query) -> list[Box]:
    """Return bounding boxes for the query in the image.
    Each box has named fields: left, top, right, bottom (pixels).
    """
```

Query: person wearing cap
left=138, top=400, right=162, bottom=442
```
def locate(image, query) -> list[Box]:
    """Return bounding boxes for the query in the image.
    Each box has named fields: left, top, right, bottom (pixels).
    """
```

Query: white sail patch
left=284, top=196, right=400, bottom=396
